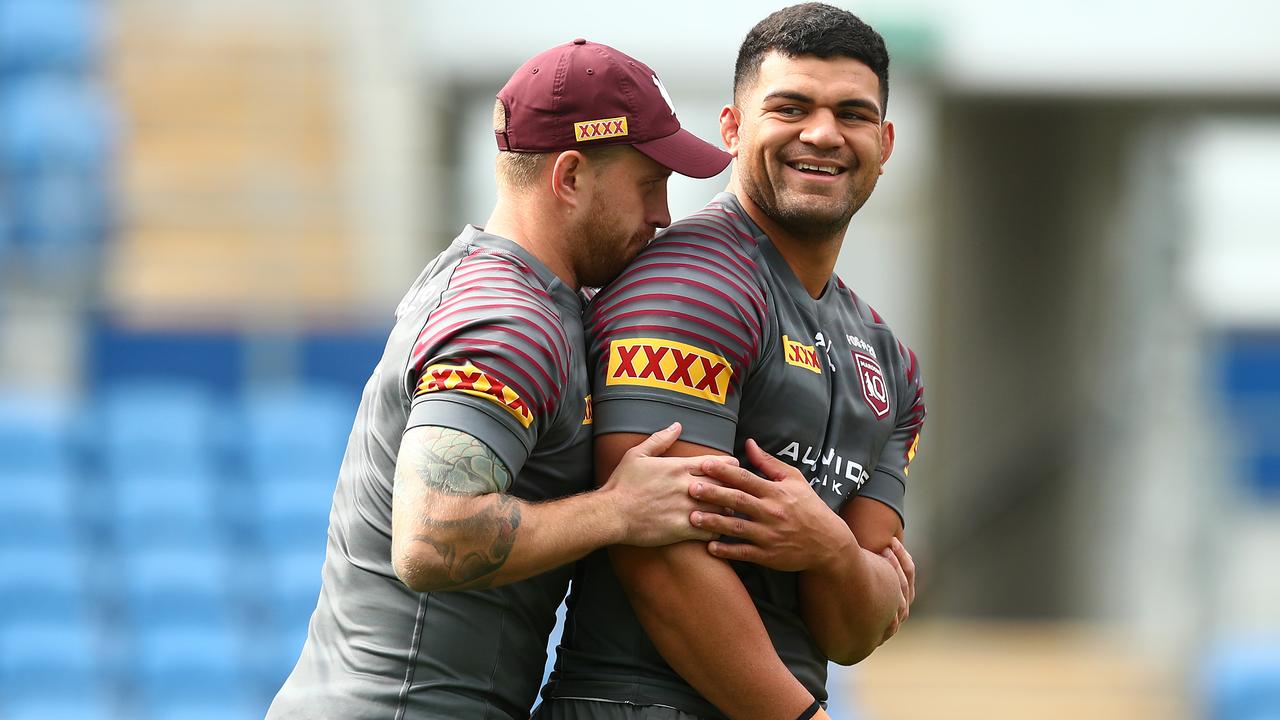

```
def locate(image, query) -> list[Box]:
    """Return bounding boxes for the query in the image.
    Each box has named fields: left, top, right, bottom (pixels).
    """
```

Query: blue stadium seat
left=0, top=546, right=92, bottom=625
left=99, top=381, right=222, bottom=482
left=109, top=472, right=223, bottom=551
left=0, top=77, right=113, bottom=172
left=0, top=468, right=78, bottom=548
left=255, top=477, right=333, bottom=551
left=241, top=386, right=353, bottom=483
left=0, top=390, right=73, bottom=475
left=1204, top=640, right=1280, bottom=720
left=133, top=623, right=255, bottom=714
left=122, top=546, right=235, bottom=629
left=0, top=0, right=103, bottom=74
left=0, top=619, right=105, bottom=703
left=1, top=696, right=113, bottom=720
left=264, top=546, right=325, bottom=629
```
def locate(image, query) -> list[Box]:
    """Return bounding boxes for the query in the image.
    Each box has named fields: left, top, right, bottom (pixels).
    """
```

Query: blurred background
left=1, top=0, right=1278, bottom=718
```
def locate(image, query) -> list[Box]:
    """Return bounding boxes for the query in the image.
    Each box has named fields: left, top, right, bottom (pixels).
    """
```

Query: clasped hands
left=689, top=439, right=916, bottom=643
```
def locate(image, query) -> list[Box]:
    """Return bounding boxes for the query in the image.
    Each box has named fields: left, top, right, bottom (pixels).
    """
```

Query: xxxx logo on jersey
left=416, top=361, right=533, bottom=428
left=582, top=394, right=593, bottom=425
left=782, top=335, right=822, bottom=374
left=606, top=338, right=733, bottom=404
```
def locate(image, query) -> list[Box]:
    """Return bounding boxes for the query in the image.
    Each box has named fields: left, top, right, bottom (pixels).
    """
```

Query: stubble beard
left=572, top=199, right=648, bottom=290
left=743, top=155, right=878, bottom=242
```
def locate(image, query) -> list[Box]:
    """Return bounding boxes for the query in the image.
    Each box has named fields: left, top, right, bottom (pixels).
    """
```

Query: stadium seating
left=0, top=368, right=359, bottom=718
left=0, top=545, right=91, bottom=623
left=133, top=622, right=258, bottom=719
left=1204, top=641, right=1280, bottom=720
left=0, top=390, right=73, bottom=475
left=0, top=468, right=79, bottom=548
left=0, top=0, right=103, bottom=74
left=121, top=545, right=237, bottom=629
left=0, top=618, right=107, bottom=706
left=98, top=380, right=222, bottom=481
left=241, top=386, right=353, bottom=483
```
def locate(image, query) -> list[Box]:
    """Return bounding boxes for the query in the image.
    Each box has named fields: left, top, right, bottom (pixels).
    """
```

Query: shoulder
left=833, top=278, right=925, bottom=410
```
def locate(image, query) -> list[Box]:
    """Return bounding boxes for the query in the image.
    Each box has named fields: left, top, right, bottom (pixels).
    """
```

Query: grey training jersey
left=543, top=193, right=926, bottom=719
left=268, top=226, right=593, bottom=720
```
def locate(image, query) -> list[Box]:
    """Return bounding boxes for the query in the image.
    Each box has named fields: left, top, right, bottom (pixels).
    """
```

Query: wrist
left=809, top=526, right=859, bottom=576
left=591, top=484, right=629, bottom=546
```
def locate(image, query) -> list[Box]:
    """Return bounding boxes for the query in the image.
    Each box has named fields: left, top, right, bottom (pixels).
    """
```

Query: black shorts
left=532, top=698, right=711, bottom=720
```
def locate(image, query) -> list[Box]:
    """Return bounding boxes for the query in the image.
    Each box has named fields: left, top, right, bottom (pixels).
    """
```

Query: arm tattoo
left=415, top=425, right=513, bottom=495
left=397, top=426, right=521, bottom=590
left=412, top=493, right=520, bottom=590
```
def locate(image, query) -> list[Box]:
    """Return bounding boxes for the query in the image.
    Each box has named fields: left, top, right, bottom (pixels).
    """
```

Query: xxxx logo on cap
left=574, top=116, right=628, bottom=142
left=416, top=361, right=533, bottom=428
left=606, top=338, right=732, bottom=404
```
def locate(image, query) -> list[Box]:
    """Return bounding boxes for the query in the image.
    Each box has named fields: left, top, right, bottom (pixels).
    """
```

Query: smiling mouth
left=787, top=161, right=845, bottom=176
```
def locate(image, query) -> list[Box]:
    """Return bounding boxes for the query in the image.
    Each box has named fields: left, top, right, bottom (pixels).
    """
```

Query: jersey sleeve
left=404, top=251, right=571, bottom=479
left=585, top=217, right=767, bottom=453
left=859, top=340, right=926, bottom=524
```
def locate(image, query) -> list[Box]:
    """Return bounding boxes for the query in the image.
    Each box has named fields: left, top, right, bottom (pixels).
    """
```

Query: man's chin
left=774, top=195, right=854, bottom=227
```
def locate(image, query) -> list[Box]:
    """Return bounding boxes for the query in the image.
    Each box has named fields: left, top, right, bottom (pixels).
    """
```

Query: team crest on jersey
left=782, top=335, right=822, bottom=374
left=606, top=338, right=732, bottom=404
left=582, top=394, right=593, bottom=425
left=853, top=352, right=890, bottom=420
left=574, top=116, right=628, bottom=142
left=416, top=361, right=533, bottom=428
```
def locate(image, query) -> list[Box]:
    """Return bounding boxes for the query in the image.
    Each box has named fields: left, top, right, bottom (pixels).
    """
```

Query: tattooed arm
left=391, top=423, right=729, bottom=592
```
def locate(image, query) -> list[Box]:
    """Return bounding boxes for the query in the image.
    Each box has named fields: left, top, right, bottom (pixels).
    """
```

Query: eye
left=839, top=110, right=873, bottom=123
left=776, top=106, right=805, bottom=117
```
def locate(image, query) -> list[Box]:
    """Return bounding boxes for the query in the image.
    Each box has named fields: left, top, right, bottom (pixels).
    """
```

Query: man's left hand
left=689, top=439, right=855, bottom=572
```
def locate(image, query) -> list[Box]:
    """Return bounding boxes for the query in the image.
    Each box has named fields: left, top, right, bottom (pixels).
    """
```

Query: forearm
left=392, top=424, right=628, bottom=592
left=396, top=487, right=624, bottom=592
left=613, top=542, right=814, bottom=720
left=799, top=545, right=900, bottom=665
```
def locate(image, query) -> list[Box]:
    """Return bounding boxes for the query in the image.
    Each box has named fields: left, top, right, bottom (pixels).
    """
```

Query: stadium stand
left=1203, top=641, right=1280, bottom=720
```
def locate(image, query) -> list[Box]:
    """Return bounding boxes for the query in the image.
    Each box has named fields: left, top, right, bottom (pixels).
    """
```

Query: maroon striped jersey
left=543, top=193, right=926, bottom=718
left=269, top=226, right=593, bottom=720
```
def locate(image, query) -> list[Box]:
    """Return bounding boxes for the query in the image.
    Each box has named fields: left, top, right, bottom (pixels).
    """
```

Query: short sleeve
left=859, top=340, right=926, bottom=523
left=585, top=217, right=767, bottom=453
left=405, top=250, right=571, bottom=477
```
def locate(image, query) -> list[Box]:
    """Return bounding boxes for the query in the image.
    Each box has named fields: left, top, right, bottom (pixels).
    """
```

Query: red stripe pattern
left=587, top=200, right=767, bottom=396
left=410, top=248, right=571, bottom=427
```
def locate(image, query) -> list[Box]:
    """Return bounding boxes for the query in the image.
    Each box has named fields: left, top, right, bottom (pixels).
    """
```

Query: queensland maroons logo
left=853, top=352, right=890, bottom=420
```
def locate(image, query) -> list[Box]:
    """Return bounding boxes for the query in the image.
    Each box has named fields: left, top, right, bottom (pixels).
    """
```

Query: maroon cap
left=495, top=39, right=730, bottom=179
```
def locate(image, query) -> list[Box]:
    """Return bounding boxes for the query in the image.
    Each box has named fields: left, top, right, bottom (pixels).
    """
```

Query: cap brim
left=634, top=127, right=731, bottom=179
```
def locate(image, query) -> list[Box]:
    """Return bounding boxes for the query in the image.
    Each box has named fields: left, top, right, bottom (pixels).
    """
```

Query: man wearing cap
left=265, top=39, right=733, bottom=720
left=538, top=5, right=922, bottom=720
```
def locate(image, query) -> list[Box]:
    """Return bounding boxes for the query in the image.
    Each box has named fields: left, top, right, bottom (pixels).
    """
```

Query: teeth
left=794, top=162, right=839, bottom=175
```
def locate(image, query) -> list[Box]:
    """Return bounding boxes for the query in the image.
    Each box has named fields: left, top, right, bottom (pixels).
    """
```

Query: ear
left=719, top=105, right=743, bottom=158
left=549, top=150, right=589, bottom=208
left=877, top=120, right=896, bottom=175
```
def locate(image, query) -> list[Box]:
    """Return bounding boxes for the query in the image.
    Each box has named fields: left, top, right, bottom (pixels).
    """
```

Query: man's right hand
left=600, top=422, right=736, bottom=547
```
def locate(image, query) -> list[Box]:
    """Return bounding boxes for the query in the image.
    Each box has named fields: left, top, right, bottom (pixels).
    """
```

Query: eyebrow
left=761, top=90, right=882, bottom=120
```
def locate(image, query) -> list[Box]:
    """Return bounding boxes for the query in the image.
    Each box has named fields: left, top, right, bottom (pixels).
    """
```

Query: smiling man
left=537, top=5, right=925, bottom=720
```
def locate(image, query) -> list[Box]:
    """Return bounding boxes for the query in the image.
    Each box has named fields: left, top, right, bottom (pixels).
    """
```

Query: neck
left=728, top=177, right=844, bottom=299
left=484, top=194, right=579, bottom=290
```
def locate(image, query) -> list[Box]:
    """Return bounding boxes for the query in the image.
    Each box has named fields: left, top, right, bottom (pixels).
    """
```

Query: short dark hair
left=733, top=3, right=890, bottom=116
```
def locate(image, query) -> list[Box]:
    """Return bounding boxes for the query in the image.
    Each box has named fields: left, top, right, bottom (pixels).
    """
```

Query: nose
left=798, top=109, right=844, bottom=149
left=647, top=181, right=671, bottom=230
